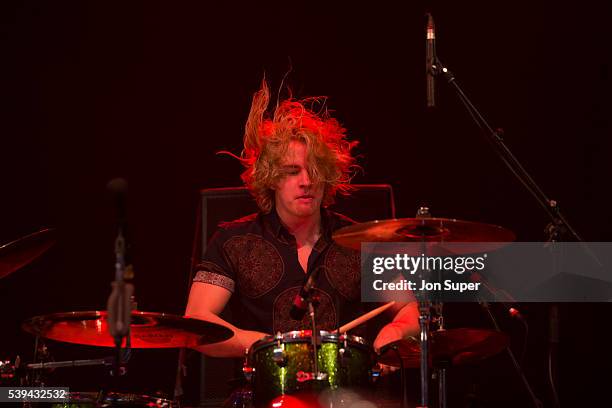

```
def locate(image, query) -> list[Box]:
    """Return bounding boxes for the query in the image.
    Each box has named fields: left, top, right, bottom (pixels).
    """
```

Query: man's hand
left=239, top=329, right=270, bottom=351
left=373, top=322, right=407, bottom=376
left=373, top=322, right=405, bottom=352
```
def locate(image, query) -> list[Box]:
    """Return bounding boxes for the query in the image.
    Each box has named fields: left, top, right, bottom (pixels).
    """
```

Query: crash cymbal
left=333, top=218, right=515, bottom=254
left=22, top=311, right=233, bottom=348
left=378, top=328, right=508, bottom=368
left=0, top=228, right=56, bottom=279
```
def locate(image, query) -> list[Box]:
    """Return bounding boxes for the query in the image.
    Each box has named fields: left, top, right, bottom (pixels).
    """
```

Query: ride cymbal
left=333, top=218, right=515, bottom=254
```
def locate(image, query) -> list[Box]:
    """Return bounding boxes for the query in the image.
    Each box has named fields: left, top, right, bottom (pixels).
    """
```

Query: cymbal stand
left=430, top=302, right=447, bottom=408
left=416, top=299, right=431, bottom=408
left=414, top=208, right=433, bottom=408
left=414, top=206, right=450, bottom=408
left=30, top=335, right=50, bottom=386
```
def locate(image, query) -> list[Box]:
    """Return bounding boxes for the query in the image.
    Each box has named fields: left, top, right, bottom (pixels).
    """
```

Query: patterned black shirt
left=193, top=208, right=364, bottom=335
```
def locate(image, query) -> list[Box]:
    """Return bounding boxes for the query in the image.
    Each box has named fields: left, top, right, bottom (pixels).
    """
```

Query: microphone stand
left=107, top=228, right=133, bottom=378
left=479, top=299, right=542, bottom=408
left=431, top=56, right=588, bottom=246
left=106, top=179, right=134, bottom=394
left=308, top=297, right=322, bottom=381
left=427, top=14, right=601, bottom=405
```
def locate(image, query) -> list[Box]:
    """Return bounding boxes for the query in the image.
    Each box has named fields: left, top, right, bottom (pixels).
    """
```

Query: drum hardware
left=289, top=264, right=326, bottom=385
left=417, top=295, right=432, bottom=408
left=272, top=332, right=288, bottom=367
left=338, top=335, right=352, bottom=368
left=30, top=336, right=53, bottom=387
left=26, top=357, right=115, bottom=371
left=306, top=301, right=329, bottom=383
left=296, top=370, right=327, bottom=383
left=242, top=348, right=254, bottom=383
left=46, top=391, right=175, bottom=407
left=0, top=357, right=18, bottom=380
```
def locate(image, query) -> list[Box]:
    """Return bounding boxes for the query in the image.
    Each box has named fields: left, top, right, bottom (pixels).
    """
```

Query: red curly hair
left=236, top=81, right=359, bottom=213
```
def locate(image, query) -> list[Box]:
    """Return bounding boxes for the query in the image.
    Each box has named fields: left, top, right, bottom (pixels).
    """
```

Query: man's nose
left=299, top=170, right=312, bottom=186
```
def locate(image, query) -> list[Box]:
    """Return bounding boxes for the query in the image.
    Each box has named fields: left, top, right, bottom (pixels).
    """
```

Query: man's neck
left=276, top=209, right=322, bottom=247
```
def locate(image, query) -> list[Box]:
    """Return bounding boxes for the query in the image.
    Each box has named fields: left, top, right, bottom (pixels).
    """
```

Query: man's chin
left=291, top=205, right=319, bottom=218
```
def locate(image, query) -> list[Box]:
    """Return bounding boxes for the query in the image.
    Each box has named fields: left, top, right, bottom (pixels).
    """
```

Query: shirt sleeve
left=193, top=227, right=236, bottom=293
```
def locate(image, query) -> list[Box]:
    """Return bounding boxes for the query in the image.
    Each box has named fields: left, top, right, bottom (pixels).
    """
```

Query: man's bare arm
left=185, top=281, right=269, bottom=357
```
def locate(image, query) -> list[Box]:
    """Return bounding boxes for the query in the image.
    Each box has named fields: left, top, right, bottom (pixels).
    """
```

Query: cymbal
left=333, top=218, right=515, bottom=254
left=0, top=228, right=56, bottom=279
left=22, top=311, right=233, bottom=348
left=378, top=328, right=508, bottom=368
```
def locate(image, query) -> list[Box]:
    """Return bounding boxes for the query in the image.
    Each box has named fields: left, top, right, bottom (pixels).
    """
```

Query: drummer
left=185, top=81, right=419, bottom=357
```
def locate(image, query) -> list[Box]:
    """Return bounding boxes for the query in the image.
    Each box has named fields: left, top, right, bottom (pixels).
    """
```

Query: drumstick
left=338, top=301, right=396, bottom=333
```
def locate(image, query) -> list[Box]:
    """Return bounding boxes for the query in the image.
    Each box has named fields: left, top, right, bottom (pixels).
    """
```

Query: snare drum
left=248, top=330, right=373, bottom=404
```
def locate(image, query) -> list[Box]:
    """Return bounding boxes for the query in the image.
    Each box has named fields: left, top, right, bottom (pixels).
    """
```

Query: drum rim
left=60, top=391, right=174, bottom=404
left=249, top=330, right=369, bottom=355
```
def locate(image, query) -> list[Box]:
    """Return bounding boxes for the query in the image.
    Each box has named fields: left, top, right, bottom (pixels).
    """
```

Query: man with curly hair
left=185, top=81, right=418, bottom=358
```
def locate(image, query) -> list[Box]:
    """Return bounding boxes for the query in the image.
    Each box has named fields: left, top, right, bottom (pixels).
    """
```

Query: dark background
left=1, top=1, right=610, bottom=406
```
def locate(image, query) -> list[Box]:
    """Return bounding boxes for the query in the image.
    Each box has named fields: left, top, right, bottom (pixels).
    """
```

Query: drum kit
left=1, top=214, right=517, bottom=408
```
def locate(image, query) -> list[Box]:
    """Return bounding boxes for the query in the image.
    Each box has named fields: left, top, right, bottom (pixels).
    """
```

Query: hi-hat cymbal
left=378, top=328, right=508, bottom=368
left=0, top=228, right=56, bottom=279
left=333, top=218, right=515, bottom=254
left=22, top=311, right=233, bottom=348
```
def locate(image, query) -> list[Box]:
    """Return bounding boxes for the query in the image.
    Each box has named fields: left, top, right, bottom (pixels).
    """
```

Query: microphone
left=471, top=272, right=524, bottom=321
left=290, top=266, right=323, bottom=321
left=426, top=12, right=436, bottom=108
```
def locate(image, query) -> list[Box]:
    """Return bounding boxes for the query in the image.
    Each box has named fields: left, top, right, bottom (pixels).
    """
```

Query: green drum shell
left=249, top=331, right=373, bottom=403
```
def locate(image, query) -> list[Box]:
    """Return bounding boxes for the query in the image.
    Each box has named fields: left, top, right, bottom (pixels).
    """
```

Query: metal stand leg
left=438, top=368, right=447, bottom=408
left=417, top=302, right=430, bottom=408
left=308, top=302, right=319, bottom=379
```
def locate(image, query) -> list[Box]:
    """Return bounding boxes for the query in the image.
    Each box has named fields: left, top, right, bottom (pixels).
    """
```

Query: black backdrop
left=1, top=1, right=610, bottom=406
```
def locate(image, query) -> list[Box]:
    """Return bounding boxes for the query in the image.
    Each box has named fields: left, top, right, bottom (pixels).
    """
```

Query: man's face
left=274, top=140, right=324, bottom=221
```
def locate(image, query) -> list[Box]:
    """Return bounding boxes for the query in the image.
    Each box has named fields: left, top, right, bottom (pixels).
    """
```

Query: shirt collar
left=263, top=207, right=334, bottom=248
